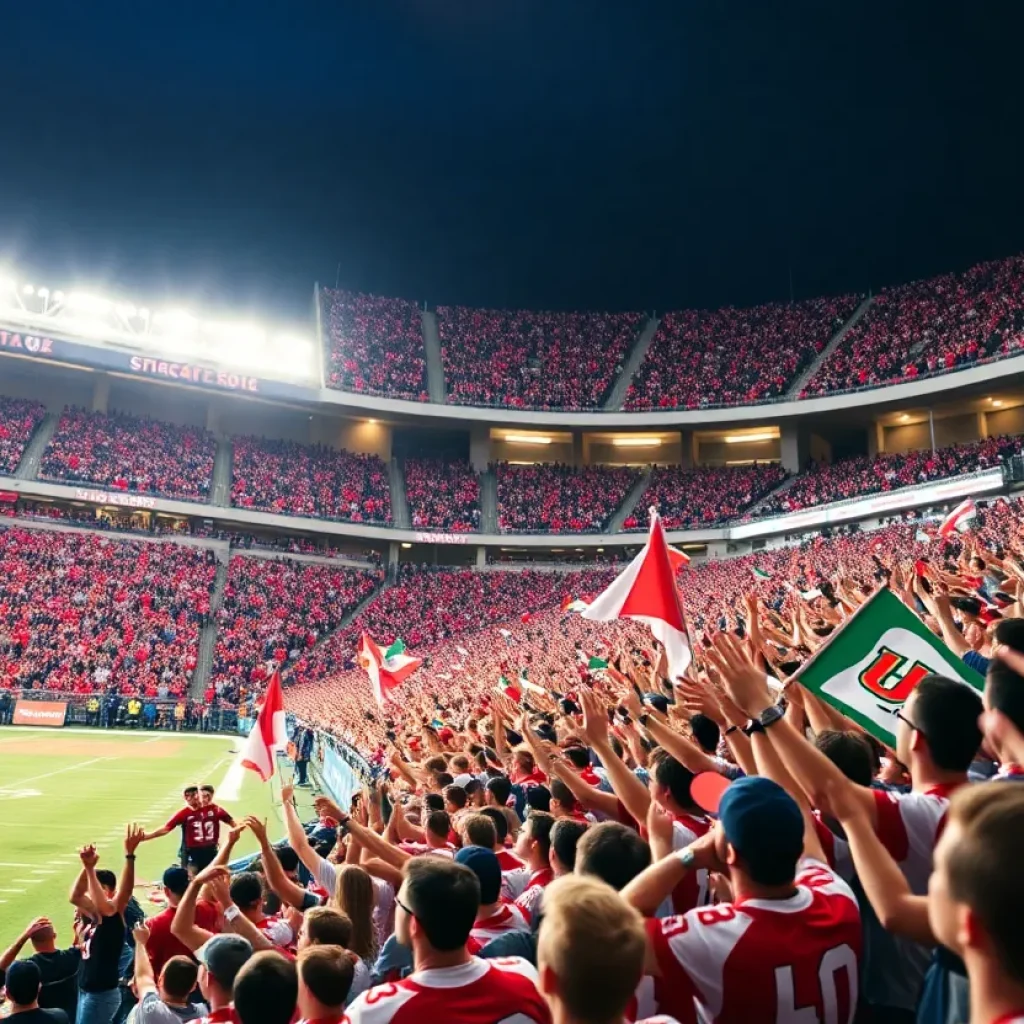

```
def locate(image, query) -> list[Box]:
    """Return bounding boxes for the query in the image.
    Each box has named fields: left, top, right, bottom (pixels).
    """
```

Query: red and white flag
left=667, top=545, right=691, bottom=571
left=583, top=511, right=691, bottom=679
left=240, top=670, right=288, bottom=782
left=358, top=633, right=423, bottom=705
left=939, top=498, right=977, bottom=538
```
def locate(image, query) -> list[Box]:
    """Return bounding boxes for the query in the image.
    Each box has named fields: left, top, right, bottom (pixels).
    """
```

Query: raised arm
left=132, top=923, right=158, bottom=998
left=69, top=865, right=96, bottom=917
left=548, top=758, right=621, bottom=819
left=245, top=816, right=309, bottom=910
left=115, top=825, right=144, bottom=914
left=81, top=847, right=117, bottom=918
left=169, top=867, right=220, bottom=952
left=621, top=829, right=726, bottom=919
left=0, top=918, right=49, bottom=973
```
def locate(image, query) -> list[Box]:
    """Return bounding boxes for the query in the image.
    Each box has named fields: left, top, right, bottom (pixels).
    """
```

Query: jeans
left=78, top=987, right=121, bottom=1024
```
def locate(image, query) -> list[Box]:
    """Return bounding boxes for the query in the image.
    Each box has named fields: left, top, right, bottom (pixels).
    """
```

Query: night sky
left=1, top=1, right=1021, bottom=322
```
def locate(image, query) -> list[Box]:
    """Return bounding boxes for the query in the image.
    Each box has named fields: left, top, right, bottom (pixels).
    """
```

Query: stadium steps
left=389, top=457, right=412, bottom=528
left=786, top=294, right=875, bottom=397
left=607, top=466, right=654, bottom=533
left=481, top=467, right=499, bottom=532
left=421, top=309, right=448, bottom=404
left=603, top=315, right=661, bottom=410
left=191, top=561, right=230, bottom=697
left=740, top=472, right=801, bottom=519
left=15, top=412, right=59, bottom=480
left=211, top=439, right=233, bottom=506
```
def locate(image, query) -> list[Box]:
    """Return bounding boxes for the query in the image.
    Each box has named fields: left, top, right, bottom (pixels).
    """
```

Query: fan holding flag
left=359, top=633, right=423, bottom=705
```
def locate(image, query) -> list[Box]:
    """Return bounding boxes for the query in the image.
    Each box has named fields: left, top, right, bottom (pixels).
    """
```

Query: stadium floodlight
left=993, top=399, right=1004, bottom=407
left=67, top=291, right=114, bottom=316
left=612, top=437, right=661, bottom=447
left=37, top=287, right=50, bottom=299
left=23, top=284, right=34, bottom=296
left=52, top=290, right=65, bottom=302
left=153, top=309, right=199, bottom=334
left=505, top=434, right=552, bottom=445
left=401, top=542, right=412, bottom=549
left=116, top=303, right=137, bottom=319
left=723, top=432, right=777, bottom=444
left=0, top=277, right=15, bottom=292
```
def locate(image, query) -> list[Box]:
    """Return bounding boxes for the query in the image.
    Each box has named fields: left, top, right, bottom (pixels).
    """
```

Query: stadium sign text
left=0, top=331, right=55, bottom=354
left=413, top=531, right=471, bottom=545
left=128, top=357, right=261, bottom=393
left=75, top=488, right=159, bottom=510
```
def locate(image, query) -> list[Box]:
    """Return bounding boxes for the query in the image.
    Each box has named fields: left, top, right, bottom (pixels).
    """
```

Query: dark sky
left=0, top=1, right=1021, bottom=322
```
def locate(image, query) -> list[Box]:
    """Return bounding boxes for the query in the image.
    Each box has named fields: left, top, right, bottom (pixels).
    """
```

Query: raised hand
left=243, top=816, right=268, bottom=843
left=707, top=633, right=774, bottom=718
left=124, top=823, right=145, bottom=855
left=79, top=844, right=99, bottom=869
left=132, top=921, right=151, bottom=945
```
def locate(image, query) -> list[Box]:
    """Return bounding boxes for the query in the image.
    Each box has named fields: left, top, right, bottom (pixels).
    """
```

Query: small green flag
left=795, top=588, right=983, bottom=747
left=752, top=567, right=771, bottom=580
left=384, top=639, right=406, bottom=661
left=588, top=656, right=609, bottom=670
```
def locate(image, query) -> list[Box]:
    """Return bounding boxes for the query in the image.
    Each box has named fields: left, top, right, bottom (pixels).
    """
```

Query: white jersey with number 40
left=646, top=859, right=862, bottom=1024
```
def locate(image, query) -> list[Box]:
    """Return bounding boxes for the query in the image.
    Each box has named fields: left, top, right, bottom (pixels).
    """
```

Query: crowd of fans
left=40, top=408, right=217, bottom=501
left=626, top=294, right=860, bottom=410
left=804, top=254, right=1024, bottom=395
left=231, top=436, right=391, bottom=524
left=438, top=307, right=645, bottom=409
left=751, top=433, right=1024, bottom=517
left=404, top=457, right=481, bottom=531
left=0, top=527, right=215, bottom=698
left=0, top=396, right=45, bottom=474
left=624, top=462, right=789, bottom=529
left=496, top=462, right=640, bottom=533
left=321, top=289, right=429, bottom=401
left=209, top=556, right=381, bottom=705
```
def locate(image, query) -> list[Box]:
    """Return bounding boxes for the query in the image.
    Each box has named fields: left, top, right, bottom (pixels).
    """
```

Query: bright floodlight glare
left=52, top=290, right=65, bottom=302
left=23, top=284, right=34, bottom=296
left=67, top=292, right=114, bottom=316
left=138, top=307, right=150, bottom=320
left=37, top=287, right=50, bottom=299
left=116, top=303, right=137, bottom=319
left=0, top=277, right=15, bottom=292
left=153, top=309, right=199, bottom=334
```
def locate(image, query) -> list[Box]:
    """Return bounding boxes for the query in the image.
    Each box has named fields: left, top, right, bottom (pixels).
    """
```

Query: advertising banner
left=12, top=700, right=68, bottom=727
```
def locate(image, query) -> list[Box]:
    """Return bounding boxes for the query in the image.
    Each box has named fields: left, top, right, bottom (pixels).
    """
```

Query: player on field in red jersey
left=139, top=784, right=236, bottom=871
left=343, top=856, right=550, bottom=1024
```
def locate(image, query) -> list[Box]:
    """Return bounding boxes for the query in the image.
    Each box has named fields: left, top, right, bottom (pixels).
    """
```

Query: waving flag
left=359, top=634, right=423, bottom=705
left=939, top=498, right=977, bottom=538
left=240, top=670, right=288, bottom=782
left=583, top=510, right=691, bottom=680
left=667, top=546, right=691, bottom=571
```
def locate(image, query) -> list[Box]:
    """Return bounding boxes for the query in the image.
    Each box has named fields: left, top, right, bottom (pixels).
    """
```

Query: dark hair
left=912, top=675, right=982, bottom=772
left=161, top=957, right=199, bottom=1002
left=526, top=811, right=555, bottom=860
left=96, top=869, right=117, bottom=891
left=576, top=822, right=652, bottom=891
left=995, top=618, right=1024, bottom=654
left=423, top=755, right=447, bottom=774
left=550, top=777, right=579, bottom=813
left=480, top=807, right=509, bottom=843
left=988, top=662, right=1024, bottom=734
left=652, top=751, right=697, bottom=810
left=304, top=907, right=352, bottom=947
left=183, top=786, right=199, bottom=796
left=815, top=730, right=875, bottom=787
left=463, top=814, right=498, bottom=849
left=274, top=845, right=300, bottom=874
left=404, top=858, right=480, bottom=951
left=229, top=872, right=264, bottom=911
left=690, top=714, right=721, bottom=754
left=443, top=784, right=468, bottom=810
left=486, top=776, right=512, bottom=805
left=435, top=772, right=454, bottom=789
left=233, top=951, right=298, bottom=1024
left=199, top=785, right=215, bottom=795
left=297, top=945, right=355, bottom=1009
left=526, top=786, right=551, bottom=813
left=425, top=809, right=451, bottom=841
left=4, top=960, right=40, bottom=1004
left=423, top=792, right=445, bottom=812
left=562, top=746, right=591, bottom=771
left=550, top=819, right=588, bottom=871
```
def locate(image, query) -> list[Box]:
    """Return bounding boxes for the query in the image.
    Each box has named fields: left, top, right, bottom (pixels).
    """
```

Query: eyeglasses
left=895, top=709, right=923, bottom=736
left=395, top=895, right=415, bottom=919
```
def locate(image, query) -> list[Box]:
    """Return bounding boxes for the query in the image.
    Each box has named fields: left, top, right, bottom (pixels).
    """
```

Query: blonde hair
left=331, top=865, right=377, bottom=961
left=537, top=875, right=646, bottom=1024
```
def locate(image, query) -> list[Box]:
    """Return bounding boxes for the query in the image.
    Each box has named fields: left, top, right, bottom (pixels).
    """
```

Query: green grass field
left=0, top=727, right=316, bottom=945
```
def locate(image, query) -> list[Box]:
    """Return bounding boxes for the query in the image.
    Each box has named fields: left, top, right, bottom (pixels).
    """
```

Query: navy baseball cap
left=162, top=866, right=190, bottom=895
left=693, top=774, right=804, bottom=885
left=455, top=845, right=502, bottom=904
left=4, top=961, right=41, bottom=1004
left=195, top=934, right=252, bottom=990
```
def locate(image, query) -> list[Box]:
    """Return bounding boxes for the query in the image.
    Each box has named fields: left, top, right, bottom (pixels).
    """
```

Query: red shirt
left=165, top=804, right=234, bottom=849
left=146, top=900, right=220, bottom=976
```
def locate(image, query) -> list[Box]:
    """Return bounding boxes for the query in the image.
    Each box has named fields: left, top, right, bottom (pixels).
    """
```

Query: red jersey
left=495, top=849, right=524, bottom=871
left=344, top=957, right=549, bottom=1024
left=194, top=1009, right=237, bottom=1024
left=645, top=859, right=861, bottom=1024
left=146, top=899, right=220, bottom=976
left=166, top=804, right=234, bottom=849
left=668, top=814, right=713, bottom=916
left=470, top=903, right=531, bottom=946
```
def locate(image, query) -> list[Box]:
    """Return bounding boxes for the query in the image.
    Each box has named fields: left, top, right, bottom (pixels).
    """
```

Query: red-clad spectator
left=438, top=307, right=644, bottom=410
left=496, top=463, right=639, bottom=533
left=0, top=397, right=45, bottom=474
left=231, top=436, right=391, bottom=524
left=322, top=290, right=428, bottom=401
left=41, top=407, right=216, bottom=500
left=405, top=458, right=481, bottom=531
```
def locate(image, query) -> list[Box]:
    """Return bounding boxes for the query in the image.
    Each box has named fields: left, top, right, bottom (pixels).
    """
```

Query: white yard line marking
left=0, top=726, right=229, bottom=740
left=0, top=861, right=37, bottom=868
left=2, top=756, right=113, bottom=788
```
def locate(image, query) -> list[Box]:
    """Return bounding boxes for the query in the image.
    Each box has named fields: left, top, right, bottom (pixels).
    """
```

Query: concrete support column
left=572, top=432, right=584, bottom=467
left=705, top=540, right=730, bottom=561
left=979, top=411, right=989, bottom=439
left=92, top=375, right=110, bottom=413
left=679, top=430, right=693, bottom=469
left=206, top=405, right=221, bottom=436
left=469, top=425, right=491, bottom=473
left=780, top=424, right=810, bottom=475
left=476, top=546, right=487, bottom=568
left=388, top=542, right=400, bottom=572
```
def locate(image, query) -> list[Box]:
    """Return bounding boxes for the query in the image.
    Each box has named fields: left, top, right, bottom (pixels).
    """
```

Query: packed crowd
left=9, top=498, right=1024, bottom=1024
left=40, top=408, right=217, bottom=502
left=804, top=254, right=1024, bottom=396
left=625, top=294, right=861, bottom=410
left=404, top=458, right=481, bottom=532
left=750, top=434, right=1024, bottom=518
left=624, top=462, right=789, bottom=530
left=209, top=556, right=381, bottom=705
left=438, top=307, right=645, bottom=409
left=496, top=462, right=640, bottom=533
left=321, top=290, right=429, bottom=401
left=231, top=437, right=392, bottom=525
left=0, top=395, right=46, bottom=474
left=0, top=527, right=215, bottom=698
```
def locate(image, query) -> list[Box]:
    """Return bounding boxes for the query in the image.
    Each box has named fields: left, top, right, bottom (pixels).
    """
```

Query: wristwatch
left=742, top=718, right=764, bottom=737
left=758, top=705, right=785, bottom=730
left=676, top=846, right=697, bottom=869
left=638, top=713, right=650, bottom=728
